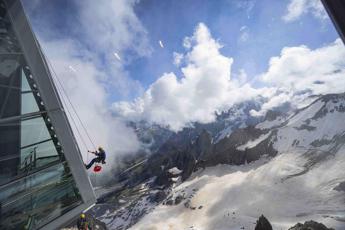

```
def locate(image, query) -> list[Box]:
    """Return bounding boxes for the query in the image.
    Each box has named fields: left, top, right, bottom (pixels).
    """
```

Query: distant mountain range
left=90, top=92, right=345, bottom=230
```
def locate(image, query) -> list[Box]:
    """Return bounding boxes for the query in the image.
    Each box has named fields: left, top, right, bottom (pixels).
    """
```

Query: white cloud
left=23, top=0, right=151, bottom=177
left=282, top=0, right=327, bottom=22
left=251, top=39, right=345, bottom=116
left=173, top=52, right=184, bottom=66
left=113, top=20, right=345, bottom=129
left=233, top=0, right=256, bottom=19
left=261, top=39, right=345, bottom=94
left=113, top=23, right=261, bottom=131
left=232, top=69, right=248, bottom=86
left=75, top=0, right=152, bottom=58
left=41, top=39, right=141, bottom=175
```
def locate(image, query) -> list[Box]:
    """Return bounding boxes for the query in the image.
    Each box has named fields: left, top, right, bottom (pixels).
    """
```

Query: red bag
left=93, top=165, right=102, bottom=172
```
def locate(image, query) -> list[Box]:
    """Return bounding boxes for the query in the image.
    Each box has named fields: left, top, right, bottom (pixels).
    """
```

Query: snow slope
left=273, top=96, right=345, bottom=152
left=129, top=95, right=345, bottom=230
left=130, top=149, right=345, bottom=230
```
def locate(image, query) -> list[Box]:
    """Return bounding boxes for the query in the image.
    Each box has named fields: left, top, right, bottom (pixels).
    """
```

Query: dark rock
left=165, top=199, right=174, bottom=205
left=334, top=181, right=345, bottom=192
left=265, top=110, right=282, bottom=121
left=294, top=124, right=316, bottom=131
left=288, top=220, right=334, bottom=230
left=255, top=215, right=272, bottom=230
left=149, top=190, right=167, bottom=203
left=175, top=195, right=184, bottom=205
left=310, top=138, right=333, bottom=147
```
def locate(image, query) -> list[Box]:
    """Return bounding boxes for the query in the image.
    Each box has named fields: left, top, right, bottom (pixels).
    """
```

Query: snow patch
left=168, top=167, right=182, bottom=175
left=237, top=131, right=271, bottom=151
left=130, top=148, right=345, bottom=230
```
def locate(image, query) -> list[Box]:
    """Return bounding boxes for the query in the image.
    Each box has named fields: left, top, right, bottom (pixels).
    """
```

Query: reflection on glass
left=0, top=114, right=62, bottom=185
left=21, top=91, right=39, bottom=114
left=0, top=2, right=87, bottom=230
left=0, top=163, right=82, bottom=230
left=20, top=117, right=51, bottom=147
left=20, top=140, right=59, bottom=169
left=0, top=2, right=63, bottom=185
left=21, top=69, right=31, bottom=91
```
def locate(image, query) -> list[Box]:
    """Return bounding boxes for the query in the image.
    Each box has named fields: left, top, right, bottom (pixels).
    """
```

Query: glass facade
left=0, top=1, right=85, bottom=229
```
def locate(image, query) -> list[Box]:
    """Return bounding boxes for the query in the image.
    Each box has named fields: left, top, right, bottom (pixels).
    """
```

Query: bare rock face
left=288, top=220, right=334, bottom=230
left=255, top=215, right=273, bottom=230
left=334, top=181, right=345, bottom=192
left=265, top=110, right=283, bottom=121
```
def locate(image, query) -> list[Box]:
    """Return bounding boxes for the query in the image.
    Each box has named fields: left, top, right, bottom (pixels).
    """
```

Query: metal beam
left=321, top=0, right=345, bottom=45
left=3, top=0, right=96, bottom=229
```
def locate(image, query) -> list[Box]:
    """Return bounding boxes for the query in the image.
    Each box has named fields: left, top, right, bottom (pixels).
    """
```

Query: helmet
left=98, top=146, right=103, bottom=151
left=80, top=213, right=86, bottom=219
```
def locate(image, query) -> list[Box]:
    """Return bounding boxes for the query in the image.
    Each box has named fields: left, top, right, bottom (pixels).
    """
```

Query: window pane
left=21, top=68, right=31, bottom=92
left=21, top=91, right=39, bottom=114
left=20, top=140, right=60, bottom=169
left=0, top=162, right=83, bottom=230
left=21, top=116, right=51, bottom=148
left=0, top=2, right=21, bottom=55
left=0, top=60, right=21, bottom=119
left=0, top=115, right=61, bottom=186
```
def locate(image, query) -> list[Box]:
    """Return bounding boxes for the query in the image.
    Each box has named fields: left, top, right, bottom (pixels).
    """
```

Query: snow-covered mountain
left=127, top=121, right=173, bottom=153
left=130, top=99, right=264, bottom=155
left=90, top=93, right=345, bottom=230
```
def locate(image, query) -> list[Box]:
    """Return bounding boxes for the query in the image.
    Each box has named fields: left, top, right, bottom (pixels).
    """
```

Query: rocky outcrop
left=203, top=127, right=277, bottom=167
left=254, top=216, right=334, bottom=230
left=255, top=215, right=272, bottom=230
left=334, top=181, right=345, bottom=192
left=142, top=124, right=278, bottom=187
left=265, top=110, right=283, bottom=121
left=288, top=220, right=334, bottom=230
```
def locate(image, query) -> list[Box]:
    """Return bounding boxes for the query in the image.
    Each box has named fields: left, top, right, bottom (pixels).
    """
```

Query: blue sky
left=21, top=0, right=345, bottom=152
left=129, top=0, right=338, bottom=88
left=23, top=0, right=339, bottom=100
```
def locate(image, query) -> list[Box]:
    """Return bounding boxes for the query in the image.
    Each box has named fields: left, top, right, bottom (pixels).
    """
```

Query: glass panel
left=0, top=1, right=21, bottom=54
left=0, top=2, right=88, bottom=230
left=0, top=163, right=83, bottom=230
left=21, top=91, right=39, bottom=114
left=0, top=6, right=40, bottom=120
left=0, top=58, right=19, bottom=77
left=21, top=69, right=31, bottom=92
left=0, top=0, right=23, bottom=120
left=0, top=2, right=62, bottom=186
left=0, top=62, right=21, bottom=119
left=0, top=114, right=61, bottom=185
left=20, top=140, right=59, bottom=169
left=20, top=117, right=51, bottom=148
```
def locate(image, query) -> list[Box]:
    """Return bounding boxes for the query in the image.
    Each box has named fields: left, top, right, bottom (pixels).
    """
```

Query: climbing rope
left=40, top=48, right=97, bottom=165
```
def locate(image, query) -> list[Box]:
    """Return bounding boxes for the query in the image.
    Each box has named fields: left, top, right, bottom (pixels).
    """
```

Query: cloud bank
left=23, top=0, right=152, bottom=175
left=114, top=22, right=345, bottom=130
left=253, top=38, right=345, bottom=116
left=113, top=23, right=262, bottom=131
left=282, top=0, right=327, bottom=22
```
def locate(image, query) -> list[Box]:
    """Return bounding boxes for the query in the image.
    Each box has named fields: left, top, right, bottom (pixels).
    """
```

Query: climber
left=77, top=213, right=91, bottom=230
left=85, top=146, right=106, bottom=170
